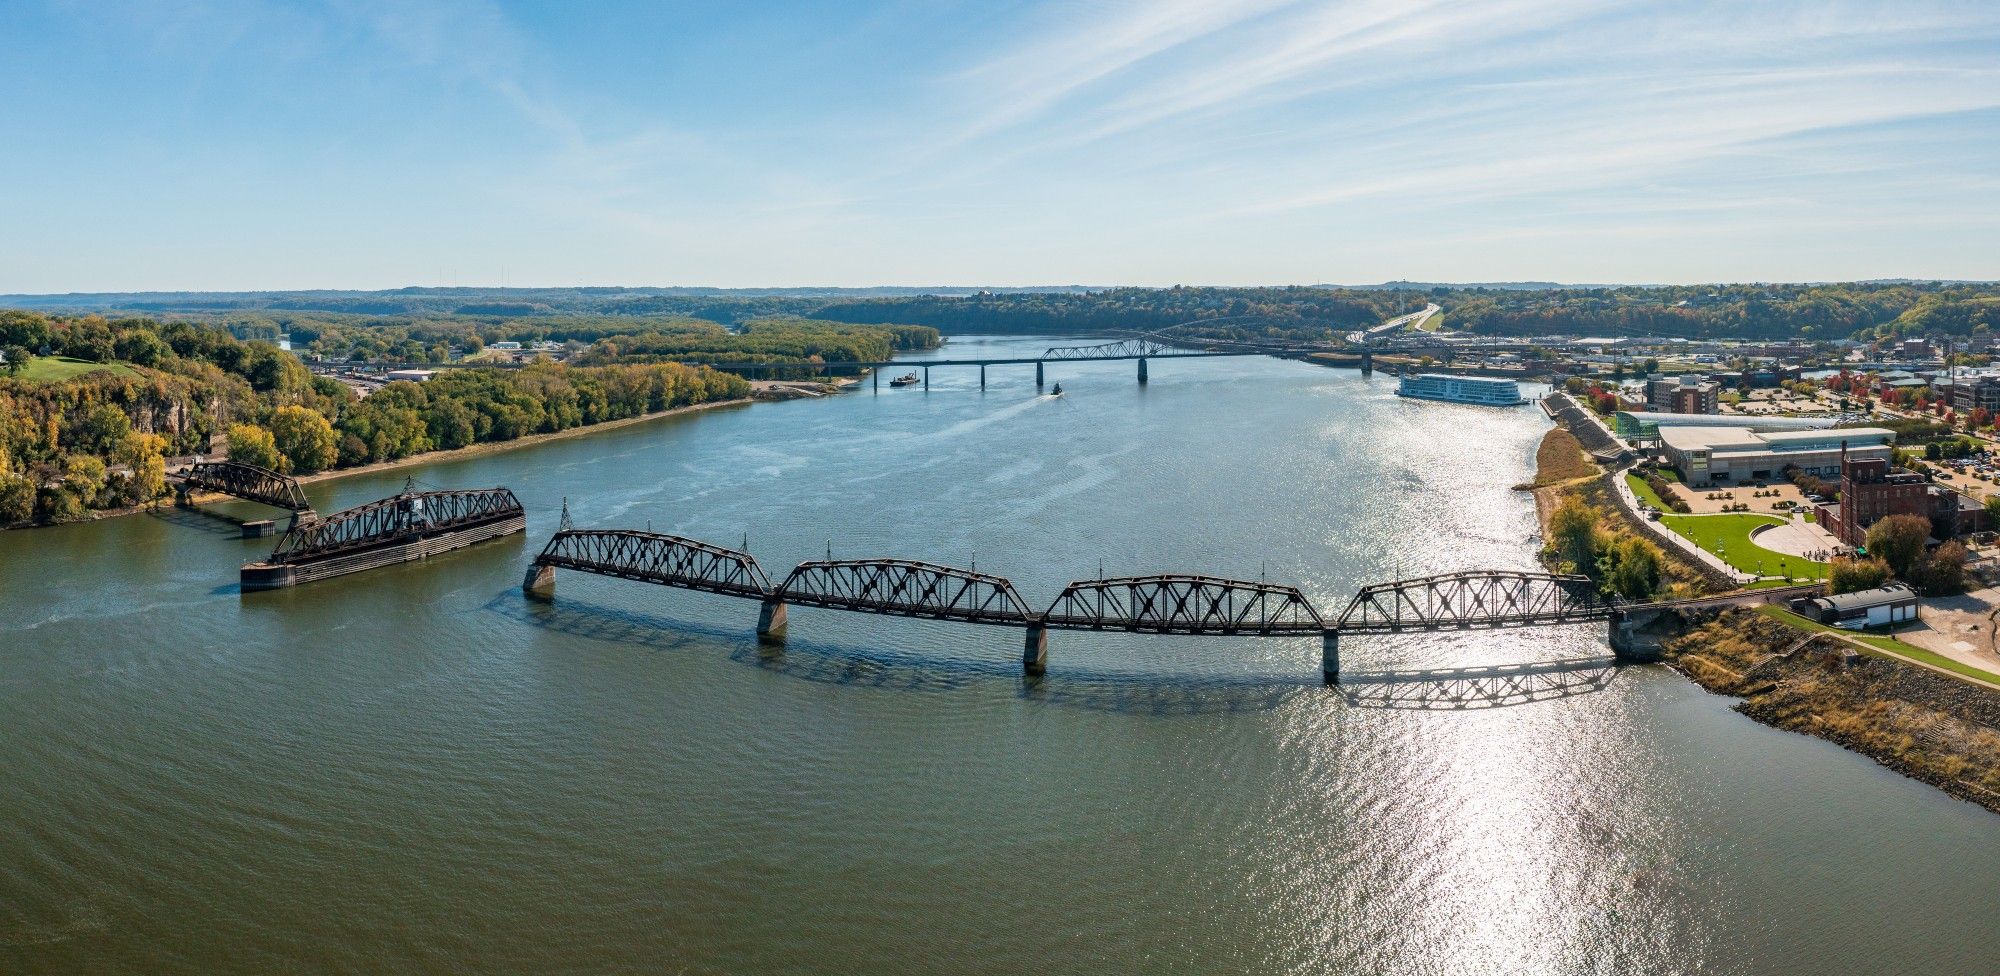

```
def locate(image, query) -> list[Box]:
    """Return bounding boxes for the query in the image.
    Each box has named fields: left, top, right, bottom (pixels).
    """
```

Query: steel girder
left=178, top=460, right=311, bottom=511
left=775, top=558, right=1034, bottom=625
left=1332, top=570, right=1609, bottom=634
left=270, top=488, right=522, bottom=563
left=1041, top=574, right=1325, bottom=634
left=531, top=529, right=772, bottom=598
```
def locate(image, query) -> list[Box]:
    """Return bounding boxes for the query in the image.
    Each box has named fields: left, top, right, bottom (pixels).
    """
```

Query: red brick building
left=1818, top=455, right=1987, bottom=547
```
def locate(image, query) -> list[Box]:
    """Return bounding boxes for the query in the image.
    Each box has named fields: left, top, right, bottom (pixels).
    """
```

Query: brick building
left=1817, top=455, right=1987, bottom=547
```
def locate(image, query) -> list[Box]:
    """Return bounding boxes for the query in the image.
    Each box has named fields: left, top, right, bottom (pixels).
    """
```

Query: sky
left=2, top=0, right=1997, bottom=292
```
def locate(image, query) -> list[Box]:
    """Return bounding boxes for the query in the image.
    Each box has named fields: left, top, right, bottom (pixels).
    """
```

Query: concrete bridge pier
left=522, top=563, right=556, bottom=601
left=1321, top=631, right=1340, bottom=685
left=980, top=365, right=986, bottom=390
left=1607, top=606, right=1681, bottom=662
left=873, top=369, right=879, bottom=392
left=1360, top=351, right=1373, bottom=376
left=1023, top=621, right=1049, bottom=676
left=923, top=367, right=930, bottom=391
left=757, top=598, right=789, bottom=643
left=1137, top=357, right=1149, bottom=384
left=1035, top=361, right=1044, bottom=387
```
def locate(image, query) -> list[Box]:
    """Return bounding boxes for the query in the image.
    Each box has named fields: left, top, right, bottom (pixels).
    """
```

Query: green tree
left=227, top=423, right=286, bottom=472
left=1546, top=495, right=1601, bottom=573
left=1598, top=536, right=1663, bottom=599
left=1864, top=513, right=1931, bottom=580
left=1910, top=542, right=1969, bottom=596
left=1826, top=556, right=1893, bottom=594
left=267, top=405, right=338, bottom=474
left=0, top=344, right=28, bottom=377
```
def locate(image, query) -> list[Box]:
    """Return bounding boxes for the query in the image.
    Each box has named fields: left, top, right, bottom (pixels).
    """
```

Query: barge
left=241, top=485, right=525, bottom=590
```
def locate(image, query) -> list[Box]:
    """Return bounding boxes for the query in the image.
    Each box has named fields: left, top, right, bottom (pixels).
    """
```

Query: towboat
left=1050, top=382, right=1064, bottom=396
left=889, top=371, right=920, bottom=387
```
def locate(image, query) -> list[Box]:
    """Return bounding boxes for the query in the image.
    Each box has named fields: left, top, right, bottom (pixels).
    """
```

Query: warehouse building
left=1789, top=584, right=1919, bottom=630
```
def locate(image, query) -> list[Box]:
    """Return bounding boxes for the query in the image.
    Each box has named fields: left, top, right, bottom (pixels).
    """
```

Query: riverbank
left=1662, top=610, right=2000, bottom=815
left=13, top=396, right=757, bottom=529
left=1526, top=400, right=2000, bottom=814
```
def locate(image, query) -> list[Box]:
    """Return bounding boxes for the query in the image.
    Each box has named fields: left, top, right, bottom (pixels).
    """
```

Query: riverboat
left=1395, top=373, right=1525, bottom=406
left=889, top=371, right=920, bottom=386
left=1050, top=383, right=1063, bottom=396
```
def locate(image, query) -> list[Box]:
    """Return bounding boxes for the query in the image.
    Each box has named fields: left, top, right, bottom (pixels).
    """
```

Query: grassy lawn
left=1626, top=472, right=1671, bottom=509
left=1660, top=512, right=1828, bottom=579
left=8, top=356, right=135, bottom=383
left=1758, top=606, right=2000, bottom=687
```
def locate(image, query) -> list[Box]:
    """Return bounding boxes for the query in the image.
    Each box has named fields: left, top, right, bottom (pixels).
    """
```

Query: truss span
left=775, top=559, right=1034, bottom=625
left=1333, top=570, right=1612, bottom=634
left=531, top=529, right=772, bottom=598
left=269, top=488, right=522, bottom=564
left=1041, top=574, right=1325, bottom=634
left=176, top=460, right=311, bottom=512
left=1040, top=337, right=1180, bottom=359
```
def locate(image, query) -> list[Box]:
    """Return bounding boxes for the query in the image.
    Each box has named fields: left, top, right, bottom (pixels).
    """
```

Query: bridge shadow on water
left=146, top=505, right=249, bottom=536
left=483, top=593, right=1321, bottom=716
left=1335, top=656, right=1622, bottom=710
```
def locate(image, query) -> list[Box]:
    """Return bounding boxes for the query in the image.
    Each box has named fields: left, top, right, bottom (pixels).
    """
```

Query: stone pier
left=757, top=598, right=789, bottom=643
left=1137, top=357, right=1149, bottom=384
left=522, top=563, right=556, bottom=601
left=1321, top=631, right=1340, bottom=684
left=1022, top=622, right=1049, bottom=676
left=1035, top=361, right=1045, bottom=387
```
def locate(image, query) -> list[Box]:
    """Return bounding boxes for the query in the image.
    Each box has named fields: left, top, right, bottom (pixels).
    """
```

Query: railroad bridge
left=523, top=528, right=1806, bottom=680
left=171, top=460, right=314, bottom=536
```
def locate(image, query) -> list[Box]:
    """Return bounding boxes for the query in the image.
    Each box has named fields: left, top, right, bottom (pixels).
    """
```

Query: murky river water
left=3, top=336, right=1996, bottom=974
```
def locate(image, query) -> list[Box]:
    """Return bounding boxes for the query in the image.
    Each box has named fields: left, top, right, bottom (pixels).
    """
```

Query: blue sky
left=2, top=0, right=1997, bottom=291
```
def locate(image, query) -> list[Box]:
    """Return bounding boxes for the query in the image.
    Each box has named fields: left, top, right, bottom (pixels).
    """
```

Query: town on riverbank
left=1527, top=362, right=2000, bottom=813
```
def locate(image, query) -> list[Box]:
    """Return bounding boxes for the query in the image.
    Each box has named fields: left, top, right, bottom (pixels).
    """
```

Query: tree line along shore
left=1528, top=413, right=2000, bottom=815
left=0, top=310, right=944, bottom=528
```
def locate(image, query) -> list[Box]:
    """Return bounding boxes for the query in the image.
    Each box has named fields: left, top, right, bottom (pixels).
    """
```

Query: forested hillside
left=0, top=311, right=749, bottom=526
left=10, top=281, right=1998, bottom=343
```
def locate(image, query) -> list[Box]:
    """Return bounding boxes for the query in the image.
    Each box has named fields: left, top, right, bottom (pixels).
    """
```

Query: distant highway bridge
left=523, top=525, right=1820, bottom=681
left=332, top=323, right=1555, bottom=391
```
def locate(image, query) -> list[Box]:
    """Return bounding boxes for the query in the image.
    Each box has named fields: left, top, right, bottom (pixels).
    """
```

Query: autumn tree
left=1826, top=556, right=1893, bottom=595
left=227, top=423, right=286, bottom=473
left=268, top=405, right=337, bottom=474
left=1864, top=513, right=1932, bottom=580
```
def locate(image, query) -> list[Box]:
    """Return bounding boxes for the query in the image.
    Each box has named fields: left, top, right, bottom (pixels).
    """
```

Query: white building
left=1658, top=426, right=1895, bottom=486
left=1793, top=584, right=1919, bottom=629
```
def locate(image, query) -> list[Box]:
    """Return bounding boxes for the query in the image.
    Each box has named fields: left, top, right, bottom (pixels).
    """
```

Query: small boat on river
left=1050, top=383, right=1064, bottom=396
left=889, top=371, right=920, bottom=387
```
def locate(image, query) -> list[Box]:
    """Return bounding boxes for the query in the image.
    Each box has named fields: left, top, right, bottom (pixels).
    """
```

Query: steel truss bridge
left=173, top=460, right=312, bottom=512
left=522, top=527, right=1759, bottom=680
left=268, top=487, right=523, bottom=565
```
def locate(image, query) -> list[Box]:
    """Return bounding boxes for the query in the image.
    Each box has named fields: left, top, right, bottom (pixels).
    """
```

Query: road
left=1346, top=303, right=1441, bottom=344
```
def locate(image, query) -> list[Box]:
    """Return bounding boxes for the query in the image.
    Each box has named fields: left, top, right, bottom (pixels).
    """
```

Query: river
left=3, top=335, right=1996, bottom=974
